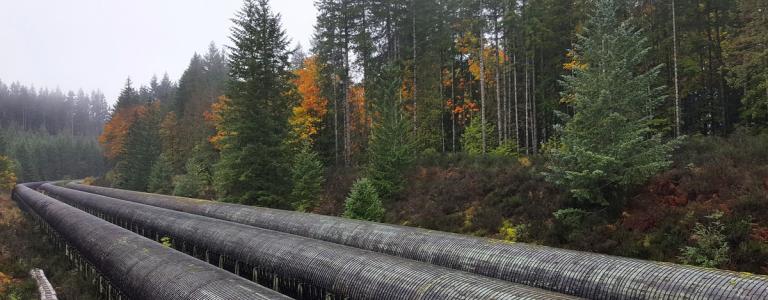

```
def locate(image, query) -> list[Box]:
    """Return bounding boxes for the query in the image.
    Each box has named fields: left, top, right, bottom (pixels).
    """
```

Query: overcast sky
left=0, top=0, right=316, bottom=104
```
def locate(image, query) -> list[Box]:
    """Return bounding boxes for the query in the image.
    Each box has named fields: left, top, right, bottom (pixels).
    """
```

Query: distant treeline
left=0, top=80, right=109, bottom=182
left=0, top=128, right=107, bottom=182
left=0, top=80, right=109, bottom=136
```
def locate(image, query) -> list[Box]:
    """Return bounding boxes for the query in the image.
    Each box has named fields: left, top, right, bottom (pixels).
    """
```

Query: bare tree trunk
left=412, top=0, right=417, bottom=134
left=513, top=48, right=519, bottom=150
left=343, top=23, right=351, bottom=166
left=503, top=48, right=509, bottom=141
left=451, top=57, right=456, bottom=152
left=524, top=56, right=529, bottom=155
left=333, top=75, right=339, bottom=165
left=495, top=17, right=503, bottom=145
left=532, top=53, right=537, bottom=153
left=440, top=66, right=445, bottom=152
left=672, top=0, right=681, bottom=137
left=479, top=31, right=488, bottom=153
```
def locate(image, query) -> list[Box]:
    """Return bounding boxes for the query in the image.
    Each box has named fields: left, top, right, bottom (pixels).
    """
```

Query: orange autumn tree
left=205, top=95, right=232, bottom=150
left=289, top=56, right=328, bottom=144
left=99, top=105, right=145, bottom=160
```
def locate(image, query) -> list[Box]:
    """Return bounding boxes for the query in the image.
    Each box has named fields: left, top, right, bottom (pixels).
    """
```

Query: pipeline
left=42, top=183, right=576, bottom=300
left=13, top=184, right=291, bottom=300
left=66, top=182, right=768, bottom=300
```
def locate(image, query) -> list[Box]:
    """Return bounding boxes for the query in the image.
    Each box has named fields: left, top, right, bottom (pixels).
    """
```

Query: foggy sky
left=0, top=0, right=316, bottom=104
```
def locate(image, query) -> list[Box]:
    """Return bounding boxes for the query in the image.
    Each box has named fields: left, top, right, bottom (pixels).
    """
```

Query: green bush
left=0, top=156, right=16, bottom=192
left=679, top=211, right=730, bottom=268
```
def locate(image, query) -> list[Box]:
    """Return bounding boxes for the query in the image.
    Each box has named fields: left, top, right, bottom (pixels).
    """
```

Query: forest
left=1, top=0, right=767, bottom=277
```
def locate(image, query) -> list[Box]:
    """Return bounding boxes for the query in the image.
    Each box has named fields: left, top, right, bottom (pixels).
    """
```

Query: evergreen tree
left=148, top=153, right=175, bottom=194
left=175, top=142, right=218, bottom=199
left=545, top=0, right=676, bottom=207
left=213, top=0, right=294, bottom=206
left=342, top=177, right=384, bottom=222
left=115, top=78, right=140, bottom=110
left=461, top=117, right=495, bottom=156
left=725, top=0, right=768, bottom=125
left=289, top=143, right=325, bottom=211
left=113, top=105, right=161, bottom=191
left=365, top=67, right=414, bottom=202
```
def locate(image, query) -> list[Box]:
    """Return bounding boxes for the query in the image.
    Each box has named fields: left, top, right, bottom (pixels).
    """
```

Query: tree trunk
left=412, top=0, right=417, bottom=134
left=343, top=20, right=351, bottom=166
left=513, top=48, right=519, bottom=150
left=479, top=31, right=487, bottom=153
left=451, top=56, right=456, bottom=152
left=672, top=0, right=681, bottom=137
left=524, top=56, right=529, bottom=155
left=495, top=17, right=503, bottom=145
left=532, top=53, right=537, bottom=153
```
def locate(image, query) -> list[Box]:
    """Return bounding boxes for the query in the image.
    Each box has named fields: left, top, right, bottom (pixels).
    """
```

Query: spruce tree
left=289, top=143, right=325, bottom=211
left=114, top=105, right=161, bottom=191
left=365, top=66, right=414, bottom=202
left=214, top=0, right=294, bottom=206
left=545, top=0, right=676, bottom=207
left=148, top=153, right=175, bottom=194
left=343, top=177, right=385, bottom=222
left=114, top=78, right=140, bottom=110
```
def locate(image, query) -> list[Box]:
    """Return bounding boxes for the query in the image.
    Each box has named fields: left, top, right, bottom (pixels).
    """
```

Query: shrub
left=679, top=211, right=730, bottom=268
left=0, top=156, right=16, bottom=192
left=173, top=174, right=201, bottom=198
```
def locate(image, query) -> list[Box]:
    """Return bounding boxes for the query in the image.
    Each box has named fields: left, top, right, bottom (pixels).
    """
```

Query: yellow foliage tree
left=205, top=96, right=232, bottom=150
left=289, top=56, right=328, bottom=144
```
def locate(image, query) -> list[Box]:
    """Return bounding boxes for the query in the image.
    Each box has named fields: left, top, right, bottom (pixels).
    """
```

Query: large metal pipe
left=66, top=182, right=768, bottom=300
left=12, top=184, right=291, bottom=300
left=42, top=183, right=576, bottom=300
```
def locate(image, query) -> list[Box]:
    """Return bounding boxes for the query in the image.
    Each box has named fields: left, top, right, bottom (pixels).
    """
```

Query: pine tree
left=289, top=143, right=325, bottom=211
left=214, top=0, right=294, bottom=206
left=545, top=0, right=676, bottom=207
left=342, top=177, right=384, bottom=222
left=365, top=66, right=414, bottom=202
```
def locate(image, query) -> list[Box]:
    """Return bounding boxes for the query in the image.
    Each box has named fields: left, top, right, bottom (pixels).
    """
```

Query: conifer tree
left=365, top=67, right=414, bottom=202
left=114, top=78, right=140, bottom=111
left=725, top=0, right=768, bottom=125
left=148, top=153, right=175, bottom=194
left=289, top=143, right=325, bottom=211
left=113, top=105, right=161, bottom=191
left=545, top=0, right=676, bottom=207
left=214, top=0, right=294, bottom=206
left=343, top=177, right=384, bottom=222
